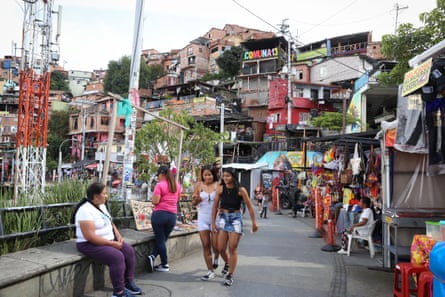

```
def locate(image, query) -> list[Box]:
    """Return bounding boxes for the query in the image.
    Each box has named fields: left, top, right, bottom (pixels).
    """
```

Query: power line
left=230, top=0, right=368, bottom=76
left=299, top=0, right=359, bottom=37
left=230, top=0, right=303, bottom=45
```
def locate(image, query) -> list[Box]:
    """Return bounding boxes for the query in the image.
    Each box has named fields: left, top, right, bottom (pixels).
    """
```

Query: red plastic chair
left=418, top=271, right=433, bottom=297
left=393, top=262, right=429, bottom=297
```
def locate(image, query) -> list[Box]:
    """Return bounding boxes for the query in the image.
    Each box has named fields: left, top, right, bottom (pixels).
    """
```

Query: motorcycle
left=277, top=185, right=293, bottom=209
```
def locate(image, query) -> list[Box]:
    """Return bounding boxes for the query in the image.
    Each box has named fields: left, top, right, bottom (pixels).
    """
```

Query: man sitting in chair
left=338, top=197, right=375, bottom=255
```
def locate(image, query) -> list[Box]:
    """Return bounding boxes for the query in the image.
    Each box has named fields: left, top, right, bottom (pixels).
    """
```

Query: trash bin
left=429, top=241, right=445, bottom=296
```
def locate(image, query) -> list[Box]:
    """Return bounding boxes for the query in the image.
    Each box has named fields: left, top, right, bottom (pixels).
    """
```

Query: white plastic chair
left=346, top=221, right=377, bottom=258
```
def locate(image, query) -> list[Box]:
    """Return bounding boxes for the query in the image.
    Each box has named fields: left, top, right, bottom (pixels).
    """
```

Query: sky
left=0, top=0, right=438, bottom=71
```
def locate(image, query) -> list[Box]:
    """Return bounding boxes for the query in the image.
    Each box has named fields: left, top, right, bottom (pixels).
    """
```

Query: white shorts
left=197, top=212, right=212, bottom=231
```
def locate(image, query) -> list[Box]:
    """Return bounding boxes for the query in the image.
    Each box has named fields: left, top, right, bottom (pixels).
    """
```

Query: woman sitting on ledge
left=73, top=182, right=141, bottom=297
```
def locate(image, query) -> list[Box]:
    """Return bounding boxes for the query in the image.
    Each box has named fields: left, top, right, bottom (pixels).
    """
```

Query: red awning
left=112, top=180, right=122, bottom=186
left=85, top=163, right=98, bottom=169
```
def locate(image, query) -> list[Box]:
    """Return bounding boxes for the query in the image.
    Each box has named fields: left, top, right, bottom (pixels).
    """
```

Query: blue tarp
left=256, top=151, right=323, bottom=170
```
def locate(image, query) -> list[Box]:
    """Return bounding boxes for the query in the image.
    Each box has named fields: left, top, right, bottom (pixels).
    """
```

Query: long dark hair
left=158, top=165, right=177, bottom=193
left=221, top=167, right=240, bottom=193
left=71, top=182, right=106, bottom=224
left=200, top=165, right=217, bottom=182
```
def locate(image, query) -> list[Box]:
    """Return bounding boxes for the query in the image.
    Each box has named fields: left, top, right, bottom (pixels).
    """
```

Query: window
left=211, top=47, right=218, bottom=54
left=296, top=71, right=303, bottom=80
left=294, top=87, right=304, bottom=97
left=101, top=116, right=109, bottom=125
left=310, top=89, right=318, bottom=100
left=323, top=89, right=331, bottom=100
left=72, top=117, right=78, bottom=130
left=188, top=56, right=196, bottom=65
left=259, top=60, right=277, bottom=73
left=242, top=62, right=257, bottom=75
left=187, top=47, right=193, bottom=56
left=299, top=112, right=311, bottom=124
left=90, top=118, right=94, bottom=128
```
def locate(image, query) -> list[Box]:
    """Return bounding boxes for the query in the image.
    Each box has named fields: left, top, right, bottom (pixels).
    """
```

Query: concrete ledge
left=0, top=227, right=200, bottom=297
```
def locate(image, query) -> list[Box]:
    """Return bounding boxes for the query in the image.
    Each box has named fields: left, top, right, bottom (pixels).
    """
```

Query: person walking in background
left=192, top=165, right=220, bottom=281
left=260, top=191, right=269, bottom=219
left=212, top=167, right=258, bottom=287
left=254, top=185, right=264, bottom=213
left=74, top=182, right=141, bottom=297
left=147, top=165, right=181, bottom=273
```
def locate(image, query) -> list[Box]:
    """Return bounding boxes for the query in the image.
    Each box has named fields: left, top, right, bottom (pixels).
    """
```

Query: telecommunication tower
left=14, top=0, right=61, bottom=201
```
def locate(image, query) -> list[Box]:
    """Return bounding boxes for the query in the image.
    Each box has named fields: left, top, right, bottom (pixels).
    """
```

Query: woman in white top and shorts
left=192, top=165, right=220, bottom=281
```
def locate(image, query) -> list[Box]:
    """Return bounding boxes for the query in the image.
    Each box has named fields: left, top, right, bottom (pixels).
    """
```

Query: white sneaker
left=337, top=249, right=348, bottom=255
left=154, top=264, right=169, bottom=272
left=201, top=270, right=216, bottom=281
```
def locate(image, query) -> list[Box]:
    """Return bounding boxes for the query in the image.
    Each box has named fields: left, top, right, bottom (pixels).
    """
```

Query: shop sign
left=244, top=47, right=279, bottom=60
left=401, top=58, right=432, bottom=97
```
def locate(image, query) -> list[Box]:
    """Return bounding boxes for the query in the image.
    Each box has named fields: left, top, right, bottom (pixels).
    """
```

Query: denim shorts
left=217, top=212, right=243, bottom=234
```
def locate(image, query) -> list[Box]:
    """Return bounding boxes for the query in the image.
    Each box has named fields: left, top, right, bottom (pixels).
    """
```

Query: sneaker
left=154, top=264, right=169, bottom=272
left=337, top=249, right=348, bottom=255
left=147, top=255, right=155, bottom=273
left=224, top=274, right=234, bottom=286
left=201, top=270, right=216, bottom=281
left=212, top=258, right=219, bottom=269
left=112, top=288, right=136, bottom=297
left=125, top=280, right=141, bottom=295
left=221, top=263, right=229, bottom=275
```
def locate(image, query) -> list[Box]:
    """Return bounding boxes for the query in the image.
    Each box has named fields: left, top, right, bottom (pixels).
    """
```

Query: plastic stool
left=418, top=271, right=433, bottom=297
left=393, top=262, right=429, bottom=297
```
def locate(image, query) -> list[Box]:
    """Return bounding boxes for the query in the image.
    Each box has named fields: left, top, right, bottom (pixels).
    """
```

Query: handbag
left=350, top=143, right=362, bottom=176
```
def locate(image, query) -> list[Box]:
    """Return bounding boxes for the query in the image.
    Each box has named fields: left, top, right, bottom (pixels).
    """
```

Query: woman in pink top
left=146, top=165, right=181, bottom=273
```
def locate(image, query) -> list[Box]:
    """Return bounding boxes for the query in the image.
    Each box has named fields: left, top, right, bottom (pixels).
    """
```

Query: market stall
left=380, top=41, right=445, bottom=268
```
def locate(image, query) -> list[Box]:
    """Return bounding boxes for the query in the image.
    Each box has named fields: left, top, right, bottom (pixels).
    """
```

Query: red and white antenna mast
left=14, top=0, right=60, bottom=201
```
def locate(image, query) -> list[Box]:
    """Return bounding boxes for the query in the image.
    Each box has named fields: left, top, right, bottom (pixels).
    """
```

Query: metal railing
left=0, top=200, right=131, bottom=241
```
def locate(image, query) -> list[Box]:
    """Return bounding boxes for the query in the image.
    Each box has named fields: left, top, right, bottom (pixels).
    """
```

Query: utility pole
left=394, top=3, right=408, bottom=35
left=121, top=0, right=144, bottom=202
left=279, top=19, right=292, bottom=125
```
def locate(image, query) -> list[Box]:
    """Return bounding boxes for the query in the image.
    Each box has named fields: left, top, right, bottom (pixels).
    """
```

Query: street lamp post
left=58, top=139, right=78, bottom=183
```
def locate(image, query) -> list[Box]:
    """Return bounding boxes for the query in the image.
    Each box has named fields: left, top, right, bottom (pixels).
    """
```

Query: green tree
left=134, top=108, right=220, bottom=181
left=103, top=56, right=165, bottom=97
left=46, top=110, right=70, bottom=170
left=50, top=71, right=70, bottom=92
left=379, top=0, right=445, bottom=85
left=216, top=46, right=244, bottom=78
left=309, top=112, right=358, bottom=132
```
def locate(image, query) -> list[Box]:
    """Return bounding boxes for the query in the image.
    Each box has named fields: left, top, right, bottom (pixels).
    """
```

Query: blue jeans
left=151, top=210, right=177, bottom=265
left=217, top=212, right=243, bottom=234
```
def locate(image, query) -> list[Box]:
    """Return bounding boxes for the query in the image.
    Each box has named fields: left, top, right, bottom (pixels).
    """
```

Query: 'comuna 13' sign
left=244, top=47, right=279, bottom=60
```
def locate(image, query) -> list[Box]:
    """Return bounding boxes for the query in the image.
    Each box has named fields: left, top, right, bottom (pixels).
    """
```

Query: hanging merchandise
left=312, top=154, right=323, bottom=177
left=426, top=97, right=445, bottom=175
left=323, top=147, right=335, bottom=163
left=394, top=85, right=428, bottom=153
left=350, top=143, right=362, bottom=176
left=365, top=145, right=379, bottom=187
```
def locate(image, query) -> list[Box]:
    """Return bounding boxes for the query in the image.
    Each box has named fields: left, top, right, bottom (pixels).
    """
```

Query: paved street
left=83, top=211, right=394, bottom=297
